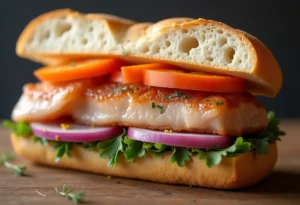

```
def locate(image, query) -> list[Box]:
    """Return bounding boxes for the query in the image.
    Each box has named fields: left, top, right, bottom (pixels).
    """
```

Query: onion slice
left=30, top=123, right=123, bottom=142
left=127, top=127, right=233, bottom=149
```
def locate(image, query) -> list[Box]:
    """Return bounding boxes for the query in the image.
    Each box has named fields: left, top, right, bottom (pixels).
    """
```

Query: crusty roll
left=16, top=9, right=282, bottom=97
left=11, top=134, right=277, bottom=189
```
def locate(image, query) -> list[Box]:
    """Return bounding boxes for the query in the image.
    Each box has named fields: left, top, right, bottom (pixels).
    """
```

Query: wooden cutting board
left=0, top=120, right=299, bottom=205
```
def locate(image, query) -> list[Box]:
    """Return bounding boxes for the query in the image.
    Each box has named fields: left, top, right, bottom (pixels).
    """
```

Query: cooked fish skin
left=12, top=80, right=268, bottom=136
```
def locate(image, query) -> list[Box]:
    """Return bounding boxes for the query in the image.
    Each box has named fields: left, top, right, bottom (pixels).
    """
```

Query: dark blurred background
left=0, top=0, right=298, bottom=118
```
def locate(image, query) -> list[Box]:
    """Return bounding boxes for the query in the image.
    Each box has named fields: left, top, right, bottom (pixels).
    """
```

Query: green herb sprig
left=151, top=102, right=165, bottom=114
left=52, top=142, right=73, bottom=163
left=97, top=129, right=126, bottom=167
left=55, top=184, right=84, bottom=204
left=165, top=92, right=189, bottom=100
left=0, top=152, right=26, bottom=176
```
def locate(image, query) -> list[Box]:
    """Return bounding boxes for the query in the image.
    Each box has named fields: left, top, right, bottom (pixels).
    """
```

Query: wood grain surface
left=0, top=120, right=299, bottom=205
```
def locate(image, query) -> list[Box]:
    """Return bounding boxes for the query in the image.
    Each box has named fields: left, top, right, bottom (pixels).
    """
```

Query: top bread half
left=16, top=9, right=282, bottom=97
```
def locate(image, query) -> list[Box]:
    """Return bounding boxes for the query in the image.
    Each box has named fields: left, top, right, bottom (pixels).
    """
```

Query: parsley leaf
left=151, top=102, right=156, bottom=108
left=32, top=135, right=48, bottom=146
left=156, top=105, right=165, bottom=114
left=97, top=129, right=126, bottom=167
left=52, top=142, right=73, bottom=163
left=216, top=101, right=224, bottom=106
left=2, top=120, right=32, bottom=136
left=0, top=152, right=14, bottom=165
left=124, top=137, right=145, bottom=161
left=165, top=92, right=189, bottom=100
left=0, top=152, right=26, bottom=176
left=192, top=137, right=251, bottom=167
left=151, top=103, right=165, bottom=114
left=171, top=147, right=192, bottom=167
left=55, top=184, right=85, bottom=204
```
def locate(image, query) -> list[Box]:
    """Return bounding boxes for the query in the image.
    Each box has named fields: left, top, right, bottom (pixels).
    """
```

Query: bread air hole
left=140, top=45, right=150, bottom=53
left=153, top=46, right=160, bottom=54
left=218, top=37, right=227, bottom=47
left=179, top=37, right=199, bottom=54
left=200, top=35, right=206, bottom=43
left=165, top=40, right=171, bottom=48
left=81, top=38, right=88, bottom=45
left=182, top=29, right=188, bottom=34
left=55, top=22, right=72, bottom=37
left=99, top=33, right=105, bottom=39
left=40, top=30, right=50, bottom=41
left=207, top=56, right=214, bottom=62
left=88, top=26, right=94, bottom=32
left=224, top=47, right=235, bottom=64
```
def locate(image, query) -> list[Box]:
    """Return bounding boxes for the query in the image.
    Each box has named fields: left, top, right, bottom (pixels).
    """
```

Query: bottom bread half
left=11, top=134, right=277, bottom=189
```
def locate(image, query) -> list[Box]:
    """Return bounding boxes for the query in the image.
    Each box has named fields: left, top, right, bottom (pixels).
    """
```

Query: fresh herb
left=156, top=105, right=165, bottom=114
left=216, top=101, right=224, bottom=106
left=0, top=152, right=26, bottom=176
left=165, top=92, right=189, bottom=100
left=112, top=86, right=134, bottom=94
left=70, top=62, right=76, bottom=67
left=52, top=142, right=73, bottom=163
left=171, top=147, right=192, bottom=167
left=124, top=137, right=145, bottom=161
left=32, top=135, right=48, bottom=146
left=82, top=142, right=98, bottom=151
left=192, top=137, right=251, bottom=167
left=55, top=184, right=85, bottom=204
left=151, top=102, right=156, bottom=108
left=151, top=102, right=165, bottom=114
left=4, top=162, right=26, bottom=176
left=122, top=47, right=129, bottom=56
left=2, top=120, right=32, bottom=136
left=0, top=152, right=14, bottom=164
left=97, top=129, right=126, bottom=167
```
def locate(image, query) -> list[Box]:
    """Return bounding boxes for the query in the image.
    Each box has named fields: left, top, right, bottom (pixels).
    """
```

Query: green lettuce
left=3, top=111, right=285, bottom=168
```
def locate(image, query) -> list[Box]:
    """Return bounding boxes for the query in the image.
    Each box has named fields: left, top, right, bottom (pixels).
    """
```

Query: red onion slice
left=30, top=123, right=123, bottom=142
left=127, top=127, right=232, bottom=149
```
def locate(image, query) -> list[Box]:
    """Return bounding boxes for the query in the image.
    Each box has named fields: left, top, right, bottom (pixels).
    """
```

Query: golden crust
left=16, top=9, right=282, bottom=97
left=11, top=134, right=277, bottom=189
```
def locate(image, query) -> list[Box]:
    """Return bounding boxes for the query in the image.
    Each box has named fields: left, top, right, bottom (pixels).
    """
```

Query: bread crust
left=11, top=134, right=277, bottom=189
left=16, top=9, right=282, bottom=97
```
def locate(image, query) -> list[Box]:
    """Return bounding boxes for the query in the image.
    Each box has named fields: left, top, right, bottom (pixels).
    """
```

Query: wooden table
left=0, top=120, right=299, bottom=205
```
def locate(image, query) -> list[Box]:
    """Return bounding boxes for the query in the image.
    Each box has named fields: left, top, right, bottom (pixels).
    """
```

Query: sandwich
left=4, top=9, right=285, bottom=189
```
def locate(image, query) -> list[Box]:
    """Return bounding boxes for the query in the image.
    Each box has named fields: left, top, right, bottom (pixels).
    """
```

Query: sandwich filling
left=5, top=59, right=285, bottom=168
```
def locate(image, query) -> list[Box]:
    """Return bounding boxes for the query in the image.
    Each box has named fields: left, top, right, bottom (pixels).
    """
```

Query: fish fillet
left=12, top=79, right=268, bottom=135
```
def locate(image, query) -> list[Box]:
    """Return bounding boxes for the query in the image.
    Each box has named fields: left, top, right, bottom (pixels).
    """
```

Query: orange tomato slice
left=34, top=59, right=124, bottom=82
left=143, top=70, right=245, bottom=92
left=121, top=63, right=176, bottom=83
left=109, top=71, right=123, bottom=83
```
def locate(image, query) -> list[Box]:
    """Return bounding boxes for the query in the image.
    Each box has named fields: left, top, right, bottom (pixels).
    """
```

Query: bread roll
left=11, top=134, right=277, bottom=189
left=16, top=9, right=282, bottom=97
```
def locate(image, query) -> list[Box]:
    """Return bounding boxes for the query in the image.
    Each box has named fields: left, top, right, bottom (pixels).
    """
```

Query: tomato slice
left=34, top=59, right=124, bottom=82
left=109, top=71, right=123, bottom=83
left=121, top=63, right=175, bottom=83
left=143, top=70, right=245, bottom=92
